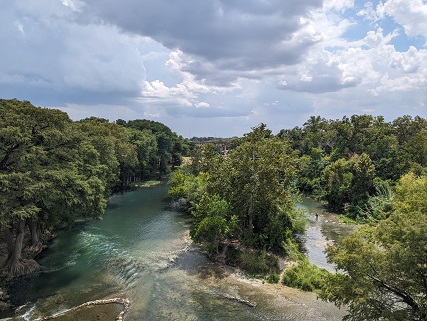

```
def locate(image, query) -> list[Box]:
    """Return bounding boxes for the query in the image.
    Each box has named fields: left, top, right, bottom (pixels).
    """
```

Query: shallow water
left=5, top=186, right=349, bottom=320
left=298, top=197, right=357, bottom=272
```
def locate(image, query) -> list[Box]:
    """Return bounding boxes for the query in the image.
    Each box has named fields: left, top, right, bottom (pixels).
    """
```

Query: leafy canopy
left=321, top=173, right=427, bottom=321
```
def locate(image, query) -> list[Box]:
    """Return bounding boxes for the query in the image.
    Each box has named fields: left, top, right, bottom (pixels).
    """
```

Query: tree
left=321, top=173, right=427, bottom=320
left=122, top=119, right=190, bottom=177
left=76, top=118, right=139, bottom=190
left=208, top=124, right=303, bottom=252
left=320, top=153, right=376, bottom=217
left=127, top=128, right=158, bottom=180
left=349, top=153, right=376, bottom=215
left=190, top=143, right=222, bottom=175
left=190, top=194, right=238, bottom=255
left=0, top=100, right=107, bottom=277
left=321, top=158, right=352, bottom=213
left=404, top=129, right=427, bottom=167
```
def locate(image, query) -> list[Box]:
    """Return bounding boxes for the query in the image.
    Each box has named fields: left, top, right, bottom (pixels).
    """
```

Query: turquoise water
left=6, top=186, right=347, bottom=320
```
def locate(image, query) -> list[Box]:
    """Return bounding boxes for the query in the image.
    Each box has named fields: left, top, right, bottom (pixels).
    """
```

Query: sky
left=1, top=0, right=427, bottom=137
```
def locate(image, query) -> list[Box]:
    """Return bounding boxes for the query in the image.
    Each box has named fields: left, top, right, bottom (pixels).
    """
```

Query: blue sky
left=1, top=0, right=426, bottom=137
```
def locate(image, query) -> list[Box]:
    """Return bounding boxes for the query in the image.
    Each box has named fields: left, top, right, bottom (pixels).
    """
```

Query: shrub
left=282, top=260, right=330, bottom=292
left=225, top=245, right=241, bottom=266
left=266, top=274, right=280, bottom=284
left=238, top=250, right=279, bottom=275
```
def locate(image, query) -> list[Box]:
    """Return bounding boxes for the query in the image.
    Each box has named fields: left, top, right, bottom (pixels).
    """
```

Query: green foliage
left=224, top=245, right=241, bottom=266
left=175, top=124, right=303, bottom=255
left=189, top=143, right=223, bottom=175
left=238, top=250, right=279, bottom=275
left=354, top=178, right=394, bottom=221
left=337, top=215, right=359, bottom=225
left=320, top=153, right=377, bottom=218
left=168, top=170, right=193, bottom=200
left=295, top=152, right=328, bottom=195
left=120, top=118, right=191, bottom=174
left=208, top=124, right=301, bottom=253
left=0, top=100, right=107, bottom=227
left=321, top=158, right=352, bottom=213
left=320, top=173, right=427, bottom=320
left=266, top=274, right=280, bottom=284
left=189, top=194, right=238, bottom=255
left=349, top=153, right=376, bottom=213
left=0, top=99, right=189, bottom=276
left=282, top=260, right=330, bottom=292
left=191, top=215, right=229, bottom=254
left=281, top=114, right=427, bottom=220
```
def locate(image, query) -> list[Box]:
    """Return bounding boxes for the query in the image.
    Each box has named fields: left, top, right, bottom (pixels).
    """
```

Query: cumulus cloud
left=277, top=2, right=427, bottom=98
left=378, top=0, right=427, bottom=38
left=84, top=0, right=324, bottom=86
left=323, top=0, right=355, bottom=12
left=278, top=51, right=360, bottom=93
left=1, top=0, right=427, bottom=137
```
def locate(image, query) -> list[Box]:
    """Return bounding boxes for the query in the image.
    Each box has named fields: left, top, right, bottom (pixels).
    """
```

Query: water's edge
left=4, top=187, right=351, bottom=321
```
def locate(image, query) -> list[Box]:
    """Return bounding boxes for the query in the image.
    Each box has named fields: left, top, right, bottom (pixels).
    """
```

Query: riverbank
left=193, top=242, right=347, bottom=320
left=0, top=186, right=352, bottom=320
left=225, top=267, right=347, bottom=320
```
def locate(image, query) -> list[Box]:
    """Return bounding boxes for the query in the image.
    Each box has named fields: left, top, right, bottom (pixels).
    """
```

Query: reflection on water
left=5, top=186, right=347, bottom=320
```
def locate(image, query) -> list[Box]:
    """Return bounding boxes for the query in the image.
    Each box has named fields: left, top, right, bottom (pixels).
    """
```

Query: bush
left=225, top=245, right=241, bottom=266
left=266, top=274, right=280, bottom=284
left=282, top=260, right=330, bottom=292
left=238, top=250, right=279, bottom=275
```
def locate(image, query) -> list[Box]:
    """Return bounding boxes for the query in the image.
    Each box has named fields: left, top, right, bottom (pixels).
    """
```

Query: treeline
left=279, top=114, right=427, bottom=220
left=0, top=99, right=191, bottom=277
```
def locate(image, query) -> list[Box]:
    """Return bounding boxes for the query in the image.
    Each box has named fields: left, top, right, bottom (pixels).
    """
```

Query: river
left=4, top=185, right=353, bottom=321
left=297, top=197, right=357, bottom=272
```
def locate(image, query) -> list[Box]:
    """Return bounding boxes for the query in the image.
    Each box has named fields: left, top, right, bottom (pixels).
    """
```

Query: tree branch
left=367, top=274, right=423, bottom=317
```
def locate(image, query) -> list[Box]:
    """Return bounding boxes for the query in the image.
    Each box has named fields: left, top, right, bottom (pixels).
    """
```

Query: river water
left=4, top=185, right=353, bottom=321
left=297, top=197, right=357, bottom=272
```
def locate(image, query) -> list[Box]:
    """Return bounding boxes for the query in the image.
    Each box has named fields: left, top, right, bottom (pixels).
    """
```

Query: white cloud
left=195, top=102, right=210, bottom=108
left=323, top=0, right=354, bottom=12
left=378, top=0, right=427, bottom=38
left=358, top=2, right=381, bottom=22
left=61, top=0, right=85, bottom=12
left=14, top=20, right=25, bottom=36
left=390, top=46, right=425, bottom=73
left=142, top=80, right=194, bottom=107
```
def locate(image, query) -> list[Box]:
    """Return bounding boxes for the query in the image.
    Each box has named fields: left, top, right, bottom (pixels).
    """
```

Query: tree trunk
left=28, top=220, right=39, bottom=246
left=3, top=225, right=14, bottom=259
left=4, top=220, right=39, bottom=278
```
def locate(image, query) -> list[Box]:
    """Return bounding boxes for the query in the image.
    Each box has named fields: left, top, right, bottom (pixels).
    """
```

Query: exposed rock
left=222, top=293, right=257, bottom=307
left=42, top=298, right=131, bottom=321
